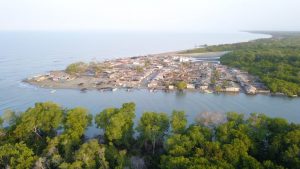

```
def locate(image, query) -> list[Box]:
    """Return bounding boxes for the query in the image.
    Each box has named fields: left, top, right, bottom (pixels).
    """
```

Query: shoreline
left=22, top=81, right=289, bottom=99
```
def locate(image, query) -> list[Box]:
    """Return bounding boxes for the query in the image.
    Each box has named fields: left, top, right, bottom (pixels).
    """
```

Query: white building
left=179, top=57, right=190, bottom=62
left=225, top=87, right=240, bottom=92
left=245, top=85, right=256, bottom=94
left=199, top=85, right=208, bottom=90
left=168, top=85, right=175, bottom=90
left=187, top=84, right=195, bottom=89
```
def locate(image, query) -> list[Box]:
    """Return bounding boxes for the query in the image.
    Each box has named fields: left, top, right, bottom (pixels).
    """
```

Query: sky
left=0, top=0, right=299, bottom=32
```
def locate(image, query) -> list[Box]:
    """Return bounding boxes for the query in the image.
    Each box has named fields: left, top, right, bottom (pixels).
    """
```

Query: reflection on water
left=175, top=91, right=186, bottom=98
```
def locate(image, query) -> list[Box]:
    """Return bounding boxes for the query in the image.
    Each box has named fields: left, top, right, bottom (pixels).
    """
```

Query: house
left=148, top=81, right=158, bottom=88
left=199, top=85, right=208, bottom=90
left=245, top=85, right=256, bottom=94
left=49, top=71, right=74, bottom=81
left=168, top=85, right=175, bottom=90
left=224, top=87, right=240, bottom=92
left=33, top=75, right=47, bottom=82
left=187, top=84, right=195, bottom=89
left=179, top=57, right=190, bottom=62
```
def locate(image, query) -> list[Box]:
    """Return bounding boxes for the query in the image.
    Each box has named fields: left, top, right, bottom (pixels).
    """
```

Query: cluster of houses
left=235, top=71, right=270, bottom=94
left=28, top=54, right=270, bottom=95
left=30, top=71, right=75, bottom=82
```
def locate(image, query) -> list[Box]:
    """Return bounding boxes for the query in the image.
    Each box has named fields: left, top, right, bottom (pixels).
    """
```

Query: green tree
left=41, top=136, right=64, bottom=168
left=2, top=109, right=18, bottom=126
left=89, top=61, right=103, bottom=77
left=95, top=103, right=135, bottom=147
left=263, top=160, right=285, bottom=169
left=247, top=113, right=270, bottom=160
left=144, top=59, right=151, bottom=67
left=105, top=144, right=128, bottom=169
left=211, top=69, right=221, bottom=86
left=135, top=66, right=144, bottom=73
left=170, top=111, right=187, bottom=134
left=65, top=62, right=87, bottom=75
left=14, top=102, right=63, bottom=139
left=13, top=102, right=63, bottom=154
left=136, top=112, right=169, bottom=154
left=271, top=129, right=300, bottom=168
left=238, top=154, right=262, bottom=169
left=215, top=85, right=222, bottom=93
left=0, top=117, right=4, bottom=138
left=60, top=139, right=108, bottom=169
left=0, top=116, right=3, bottom=127
left=226, top=112, right=245, bottom=124
left=63, top=107, right=92, bottom=139
left=59, top=161, right=82, bottom=169
left=60, top=107, right=92, bottom=161
left=165, top=134, right=194, bottom=156
left=176, top=81, right=187, bottom=91
left=160, top=156, right=191, bottom=169
left=0, top=142, right=37, bottom=169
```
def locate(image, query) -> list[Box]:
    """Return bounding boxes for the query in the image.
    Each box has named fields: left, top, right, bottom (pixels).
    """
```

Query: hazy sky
left=0, top=0, right=299, bottom=32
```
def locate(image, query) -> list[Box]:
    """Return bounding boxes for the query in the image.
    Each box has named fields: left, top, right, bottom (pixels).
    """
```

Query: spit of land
left=25, top=51, right=269, bottom=95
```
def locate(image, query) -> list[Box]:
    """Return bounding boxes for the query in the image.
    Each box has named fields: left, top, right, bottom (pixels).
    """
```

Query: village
left=27, top=53, right=270, bottom=95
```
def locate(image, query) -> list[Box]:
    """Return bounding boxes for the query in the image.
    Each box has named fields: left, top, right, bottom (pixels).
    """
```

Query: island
left=25, top=51, right=269, bottom=95
left=25, top=31, right=300, bottom=97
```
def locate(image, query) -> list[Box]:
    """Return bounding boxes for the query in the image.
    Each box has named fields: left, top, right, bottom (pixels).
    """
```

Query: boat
left=204, top=90, right=213, bottom=94
left=50, top=90, right=56, bottom=94
left=80, top=88, right=88, bottom=92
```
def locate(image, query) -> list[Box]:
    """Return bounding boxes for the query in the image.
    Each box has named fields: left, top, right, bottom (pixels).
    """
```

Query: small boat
left=50, top=90, right=56, bottom=94
left=80, top=88, right=88, bottom=92
left=204, top=90, right=213, bottom=94
left=149, top=88, right=157, bottom=92
left=112, top=88, right=117, bottom=92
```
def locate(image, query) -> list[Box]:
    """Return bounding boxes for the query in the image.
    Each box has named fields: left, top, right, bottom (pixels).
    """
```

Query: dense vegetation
left=65, top=61, right=108, bottom=77
left=65, top=62, right=88, bottom=75
left=0, top=102, right=299, bottom=169
left=184, top=32, right=300, bottom=96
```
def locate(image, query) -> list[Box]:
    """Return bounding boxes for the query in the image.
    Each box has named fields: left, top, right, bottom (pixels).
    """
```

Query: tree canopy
left=170, top=110, right=187, bottom=134
left=0, top=102, right=299, bottom=169
left=176, top=81, right=187, bottom=91
left=136, top=112, right=169, bottom=155
left=95, top=102, right=135, bottom=147
left=65, top=62, right=88, bottom=75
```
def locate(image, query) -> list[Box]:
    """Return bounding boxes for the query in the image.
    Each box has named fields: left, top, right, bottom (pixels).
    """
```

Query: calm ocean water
left=0, top=31, right=299, bottom=134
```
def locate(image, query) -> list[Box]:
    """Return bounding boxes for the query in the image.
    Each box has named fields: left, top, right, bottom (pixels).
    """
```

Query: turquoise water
left=1, top=31, right=299, bottom=130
